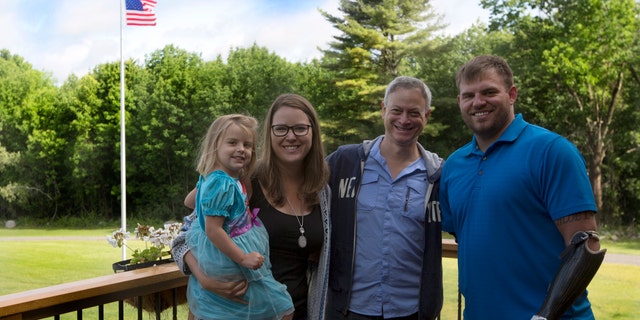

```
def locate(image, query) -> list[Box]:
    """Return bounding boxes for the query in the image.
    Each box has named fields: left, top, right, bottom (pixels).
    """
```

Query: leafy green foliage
left=0, top=144, right=24, bottom=210
left=129, top=245, right=166, bottom=264
left=481, top=0, right=640, bottom=224
left=0, top=49, right=63, bottom=219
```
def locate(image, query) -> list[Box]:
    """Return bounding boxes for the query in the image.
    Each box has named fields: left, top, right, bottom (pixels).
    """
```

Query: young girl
left=185, top=114, right=293, bottom=320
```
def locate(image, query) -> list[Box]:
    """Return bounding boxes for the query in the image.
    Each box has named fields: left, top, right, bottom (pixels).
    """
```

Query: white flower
left=106, top=229, right=130, bottom=248
left=108, top=222, right=183, bottom=264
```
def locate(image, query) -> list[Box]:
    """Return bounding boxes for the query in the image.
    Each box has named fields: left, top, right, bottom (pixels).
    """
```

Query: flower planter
left=111, top=257, right=187, bottom=313
left=111, top=257, right=175, bottom=273
left=107, top=223, right=187, bottom=313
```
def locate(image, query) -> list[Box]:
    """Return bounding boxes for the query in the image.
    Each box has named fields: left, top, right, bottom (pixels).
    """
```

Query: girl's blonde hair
left=256, top=94, right=329, bottom=207
left=196, top=114, right=258, bottom=181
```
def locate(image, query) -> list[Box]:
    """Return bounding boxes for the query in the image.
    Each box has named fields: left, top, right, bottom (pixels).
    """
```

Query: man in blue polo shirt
left=440, top=55, right=606, bottom=319
left=326, top=76, right=444, bottom=320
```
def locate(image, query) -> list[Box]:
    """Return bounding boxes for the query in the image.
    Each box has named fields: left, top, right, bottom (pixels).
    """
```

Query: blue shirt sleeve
left=541, top=136, right=597, bottom=220
left=198, top=172, right=238, bottom=218
left=439, top=164, right=454, bottom=233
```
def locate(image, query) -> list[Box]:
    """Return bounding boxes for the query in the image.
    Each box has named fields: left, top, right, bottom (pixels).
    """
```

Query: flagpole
left=119, top=0, right=127, bottom=261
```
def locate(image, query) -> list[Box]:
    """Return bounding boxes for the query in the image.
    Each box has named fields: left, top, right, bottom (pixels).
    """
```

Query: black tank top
left=249, top=178, right=323, bottom=318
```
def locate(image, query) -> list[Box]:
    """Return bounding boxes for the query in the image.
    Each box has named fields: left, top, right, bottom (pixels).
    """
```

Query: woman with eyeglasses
left=173, top=93, right=331, bottom=320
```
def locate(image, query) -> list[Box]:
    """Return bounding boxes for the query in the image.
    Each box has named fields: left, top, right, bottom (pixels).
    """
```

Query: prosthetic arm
left=531, top=231, right=606, bottom=320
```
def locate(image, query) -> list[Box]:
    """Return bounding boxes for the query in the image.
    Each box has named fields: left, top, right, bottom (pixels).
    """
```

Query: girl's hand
left=240, top=252, right=264, bottom=270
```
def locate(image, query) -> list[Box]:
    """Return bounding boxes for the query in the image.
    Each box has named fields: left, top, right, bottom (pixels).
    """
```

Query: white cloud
left=432, top=0, right=490, bottom=36
left=0, top=0, right=485, bottom=84
left=0, top=3, right=33, bottom=57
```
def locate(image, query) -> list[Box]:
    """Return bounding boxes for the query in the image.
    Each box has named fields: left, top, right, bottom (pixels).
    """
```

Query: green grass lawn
left=0, top=227, right=190, bottom=319
left=1, top=228, right=638, bottom=319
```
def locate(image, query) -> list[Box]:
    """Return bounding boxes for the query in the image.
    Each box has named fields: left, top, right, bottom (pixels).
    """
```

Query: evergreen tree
left=319, top=0, right=445, bottom=148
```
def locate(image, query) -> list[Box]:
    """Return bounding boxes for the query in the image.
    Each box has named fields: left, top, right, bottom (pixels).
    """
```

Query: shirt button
left=482, top=156, right=487, bottom=160
left=478, top=170, right=483, bottom=175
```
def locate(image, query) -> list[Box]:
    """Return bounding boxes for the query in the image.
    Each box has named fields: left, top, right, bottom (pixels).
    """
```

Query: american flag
left=126, top=0, right=157, bottom=26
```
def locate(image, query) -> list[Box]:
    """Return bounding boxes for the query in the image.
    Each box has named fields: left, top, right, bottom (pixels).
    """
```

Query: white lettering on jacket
left=338, top=177, right=357, bottom=199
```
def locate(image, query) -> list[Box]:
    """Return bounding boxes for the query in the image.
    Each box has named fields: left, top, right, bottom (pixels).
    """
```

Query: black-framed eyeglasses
left=271, top=125, right=312, bottom=137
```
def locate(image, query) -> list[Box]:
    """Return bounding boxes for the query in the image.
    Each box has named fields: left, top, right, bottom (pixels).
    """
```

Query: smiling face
left=215, top=123, right=254, bottom=178
left=381, top=87, right=429, bottom=148
left=270, top=106, right=312, bottom=167
left=457, top=69, right=517, bottom=150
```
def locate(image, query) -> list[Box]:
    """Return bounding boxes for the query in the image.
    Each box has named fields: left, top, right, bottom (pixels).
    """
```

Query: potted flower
left=106, top=222, right=187, bottom=313
left=107, top=222, right=183, bottom=272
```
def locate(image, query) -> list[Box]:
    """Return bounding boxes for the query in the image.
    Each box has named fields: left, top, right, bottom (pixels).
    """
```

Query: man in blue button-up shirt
left=326, top=76, right=444, bottom=320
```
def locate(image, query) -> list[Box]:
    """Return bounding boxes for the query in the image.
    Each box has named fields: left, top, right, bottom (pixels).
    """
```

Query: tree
left=289, top=59, right=347, bottom=153
left=482, top=0, right=640, bottom=224
left=221, top=44, right=298, bottom=122
left=126, top=45, right=205, bottom=219
left=318, top=0, right=445, bottom=148
left=0, top=143, right=24, bottom=219
left=58, top=72, right=116, bottom=218
left=0, top=49, right=63, bottom=219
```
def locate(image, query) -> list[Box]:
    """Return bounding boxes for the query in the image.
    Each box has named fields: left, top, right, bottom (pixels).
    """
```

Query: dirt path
left=603, top=253, right=640, bottom=266
left=0, top=236, right=105, bottom=241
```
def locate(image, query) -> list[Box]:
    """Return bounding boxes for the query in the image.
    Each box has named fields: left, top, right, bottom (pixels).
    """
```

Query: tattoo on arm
left=555, top=212, right=595, bottom=227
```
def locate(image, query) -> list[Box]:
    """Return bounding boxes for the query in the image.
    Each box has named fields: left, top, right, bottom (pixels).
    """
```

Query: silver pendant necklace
left=286, top=197, right=306, bottom=248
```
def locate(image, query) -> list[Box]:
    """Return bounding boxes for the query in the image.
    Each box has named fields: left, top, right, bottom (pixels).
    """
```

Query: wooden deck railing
left=442, top=238, right=457, bottom=258
left=0, top=240, right=457, bottom=320
left=0, top=263, right=187, bottom=320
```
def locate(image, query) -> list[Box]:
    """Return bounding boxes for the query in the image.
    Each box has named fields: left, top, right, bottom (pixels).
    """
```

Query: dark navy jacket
left=325, top=136, right=444, bottom=320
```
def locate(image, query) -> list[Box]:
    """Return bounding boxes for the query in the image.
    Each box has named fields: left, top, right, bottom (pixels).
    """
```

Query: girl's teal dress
left=186, top=170, right=293, bottom=320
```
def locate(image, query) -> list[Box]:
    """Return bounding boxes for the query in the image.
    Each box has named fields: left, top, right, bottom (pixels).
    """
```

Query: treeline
left=1, top=0, right=639, bottom=228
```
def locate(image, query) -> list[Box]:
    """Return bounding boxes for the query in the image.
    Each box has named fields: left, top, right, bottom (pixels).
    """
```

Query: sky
left=0, top=0, right=489, bottom=84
